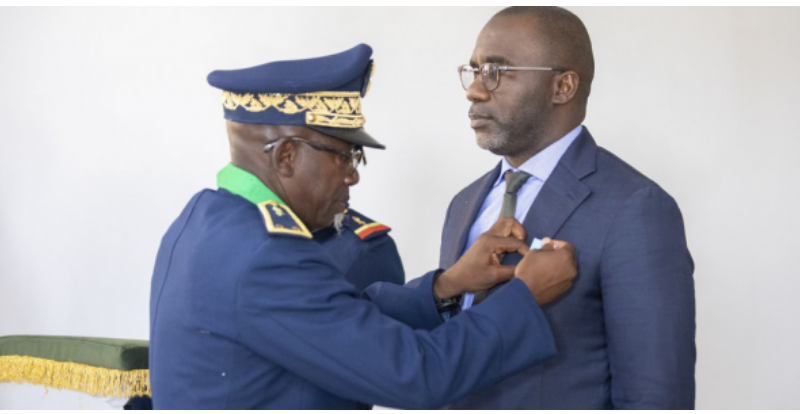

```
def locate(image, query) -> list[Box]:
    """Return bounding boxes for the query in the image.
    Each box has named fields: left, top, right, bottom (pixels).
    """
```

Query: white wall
left=1, top=7, right=798, bottom=409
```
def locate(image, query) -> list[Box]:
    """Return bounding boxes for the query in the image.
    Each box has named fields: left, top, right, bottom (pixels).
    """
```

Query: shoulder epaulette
left=257, top=201, right=312, bottom=239
left=345, top=209, right=391, bottom=241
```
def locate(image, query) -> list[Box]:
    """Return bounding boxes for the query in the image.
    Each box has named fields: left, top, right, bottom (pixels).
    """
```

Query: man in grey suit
left=436, top=7, right=696, bottom=409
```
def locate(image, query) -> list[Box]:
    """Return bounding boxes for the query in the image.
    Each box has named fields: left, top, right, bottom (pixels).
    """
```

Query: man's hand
left=484, top=217, right=527, bottom=241
left=434, top=218, right=529, bottom=299
left=515, top=237, right=578, bottom=305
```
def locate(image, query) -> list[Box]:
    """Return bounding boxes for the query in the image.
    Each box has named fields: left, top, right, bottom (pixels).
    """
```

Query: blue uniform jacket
left=149, top=187, right=557, bottom=409
left=438, top=128, right=696, bottom=409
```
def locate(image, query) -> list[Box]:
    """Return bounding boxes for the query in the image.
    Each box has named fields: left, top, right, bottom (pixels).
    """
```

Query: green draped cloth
left=0, top=335, right=150, bottom=397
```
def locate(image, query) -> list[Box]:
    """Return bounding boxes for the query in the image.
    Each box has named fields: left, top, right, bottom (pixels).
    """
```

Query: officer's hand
left=483, top=217, right=527, bottom=242
left=434, top=225, right=529, bottom=299
left=514, top=238, right=578, bottom=305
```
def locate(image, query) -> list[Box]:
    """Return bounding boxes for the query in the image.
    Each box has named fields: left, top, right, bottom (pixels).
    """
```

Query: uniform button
left=221, top=372, right=226, bottom=377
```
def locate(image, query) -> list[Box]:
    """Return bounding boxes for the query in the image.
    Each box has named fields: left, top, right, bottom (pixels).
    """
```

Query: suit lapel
left=441, top=163, right=501, bottom=268
left=504, top=128, right=599, bottom=266
left=522, top=166, right=591, bottom=240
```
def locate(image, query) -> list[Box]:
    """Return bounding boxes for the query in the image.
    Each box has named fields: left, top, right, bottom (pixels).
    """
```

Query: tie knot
left=503, top=170, right=531, bottom=195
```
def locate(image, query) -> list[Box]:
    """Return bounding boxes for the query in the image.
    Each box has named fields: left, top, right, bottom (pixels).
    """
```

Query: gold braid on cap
left=221, top=91, right=365, bottom=128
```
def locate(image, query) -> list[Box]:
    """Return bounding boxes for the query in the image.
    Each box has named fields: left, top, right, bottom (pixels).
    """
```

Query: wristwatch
left=432, top=270, right=462, bottom=312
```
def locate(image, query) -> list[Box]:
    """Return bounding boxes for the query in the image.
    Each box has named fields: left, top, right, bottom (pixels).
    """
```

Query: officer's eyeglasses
left=458, top=63, right=566, bottom=91
left=264, top=137, right=366, bottom=173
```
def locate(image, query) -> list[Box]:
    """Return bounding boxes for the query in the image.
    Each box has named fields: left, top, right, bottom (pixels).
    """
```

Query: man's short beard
left=477, top=128, right=516, bottom=155
left=332, top=212, right=346, bottom=235
left=476, top=103, right=551, bottom=158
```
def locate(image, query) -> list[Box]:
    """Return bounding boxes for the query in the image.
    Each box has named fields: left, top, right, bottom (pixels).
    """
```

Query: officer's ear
left=270, top=138, right=297, bottom=177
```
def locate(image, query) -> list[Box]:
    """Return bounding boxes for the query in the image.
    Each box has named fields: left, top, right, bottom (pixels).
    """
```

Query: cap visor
left=306, top=126, right=385, bottom=149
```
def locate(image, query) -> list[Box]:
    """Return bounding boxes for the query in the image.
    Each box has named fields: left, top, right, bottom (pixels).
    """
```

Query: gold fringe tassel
left=0, top=355, right=150, bottom=398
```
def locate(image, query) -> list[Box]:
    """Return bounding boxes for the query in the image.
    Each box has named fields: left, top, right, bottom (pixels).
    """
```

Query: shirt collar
left=216, top=163, right=285, bottom=206
left=494, top=124, right=584, bottom=187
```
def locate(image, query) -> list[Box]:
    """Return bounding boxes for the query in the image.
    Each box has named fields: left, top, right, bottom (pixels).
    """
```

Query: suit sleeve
left=600, top=185, right=696, bottom=409
left=237, top=237, right=556, bottom=409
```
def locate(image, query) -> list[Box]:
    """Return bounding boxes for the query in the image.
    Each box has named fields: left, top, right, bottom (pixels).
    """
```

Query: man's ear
left=552, top=71, right=580, bottom=105
left=271, top=139, right=297, bottom=177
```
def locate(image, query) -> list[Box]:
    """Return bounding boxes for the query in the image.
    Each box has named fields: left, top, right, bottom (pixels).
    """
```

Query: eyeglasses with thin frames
left=264, top=137, right=366, bottom=173
left=458, top=63, right=566, bottom=91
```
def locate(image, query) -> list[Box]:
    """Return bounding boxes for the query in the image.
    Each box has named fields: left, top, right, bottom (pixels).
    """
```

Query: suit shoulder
left=593, top=146, right=674, bottom=199
left=344, top=208, right=391, bottom=241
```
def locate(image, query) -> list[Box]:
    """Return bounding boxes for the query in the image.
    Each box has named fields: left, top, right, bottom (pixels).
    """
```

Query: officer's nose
left=466, top=75, right=490, bottom=103
left=345, top=168, right=360, bottom=186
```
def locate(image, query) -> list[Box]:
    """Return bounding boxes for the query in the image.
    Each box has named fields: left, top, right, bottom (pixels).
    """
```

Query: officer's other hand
left=515, top=238, right=578, bottom=305
left=434, top=231, right=529, bottom=299
left=483, top=217, right=527, bottom=242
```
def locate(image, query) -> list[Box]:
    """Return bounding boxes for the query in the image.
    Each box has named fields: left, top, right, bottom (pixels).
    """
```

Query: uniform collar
left=216, top=163, right=285, bottom=206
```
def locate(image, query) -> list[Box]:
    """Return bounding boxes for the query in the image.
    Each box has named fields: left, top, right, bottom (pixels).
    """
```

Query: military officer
left=149, top=44, right=578, bottom=409
left=128, top=211, right=402, bottom=410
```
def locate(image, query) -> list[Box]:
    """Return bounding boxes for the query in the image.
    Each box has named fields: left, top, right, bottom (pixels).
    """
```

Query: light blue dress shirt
left=461, top=125, right=583, bottom=310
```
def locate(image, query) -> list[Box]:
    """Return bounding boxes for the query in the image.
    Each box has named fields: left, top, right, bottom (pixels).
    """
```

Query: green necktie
left=473, top=170, right=531, bottom=306
left=499, top=170, right=532, bottom=219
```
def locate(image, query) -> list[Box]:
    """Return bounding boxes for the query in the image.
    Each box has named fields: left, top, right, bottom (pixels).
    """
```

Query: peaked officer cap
left=207, top=44, right=384, bottom=149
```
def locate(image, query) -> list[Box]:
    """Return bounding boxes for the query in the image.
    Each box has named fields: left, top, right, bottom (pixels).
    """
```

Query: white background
left=1, top=7, right=798, bottom=409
